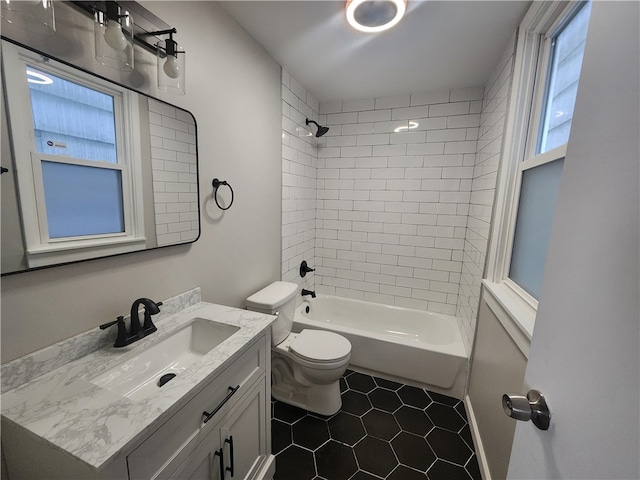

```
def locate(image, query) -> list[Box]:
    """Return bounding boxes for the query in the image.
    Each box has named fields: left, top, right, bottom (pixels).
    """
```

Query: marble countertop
left=1, top=301, right=274, bottom=472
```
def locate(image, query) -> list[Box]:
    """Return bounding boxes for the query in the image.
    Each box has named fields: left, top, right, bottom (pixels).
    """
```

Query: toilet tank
left=246, top=281, right=298, bottom=345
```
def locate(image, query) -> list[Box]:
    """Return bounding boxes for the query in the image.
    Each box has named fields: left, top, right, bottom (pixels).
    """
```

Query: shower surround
left=315, top=90, right=481, bottom=319
left=281, top=41, right=512, bottom=352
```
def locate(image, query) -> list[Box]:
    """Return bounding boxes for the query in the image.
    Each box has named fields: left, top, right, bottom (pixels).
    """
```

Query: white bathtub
left=293, top=295, right=468, bottom=399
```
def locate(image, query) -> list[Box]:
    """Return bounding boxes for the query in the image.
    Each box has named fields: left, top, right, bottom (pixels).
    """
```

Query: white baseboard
left=465, top=395, right=492, bottom=480
left=252, top=454, right=276, bottom=480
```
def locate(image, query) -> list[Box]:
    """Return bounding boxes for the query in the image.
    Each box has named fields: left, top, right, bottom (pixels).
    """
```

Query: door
left=170, top=426, right=223, bottom=480
left=507, top=2, right=639, bottom=479
left=220, top=379, right=269, bottom=479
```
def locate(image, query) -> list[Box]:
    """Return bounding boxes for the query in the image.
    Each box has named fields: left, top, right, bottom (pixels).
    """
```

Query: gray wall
left=1, top=90, right=26, bottom=273
left=1, top=1, right=282, bottom=363
left=467, top=298, right=527, bottom=479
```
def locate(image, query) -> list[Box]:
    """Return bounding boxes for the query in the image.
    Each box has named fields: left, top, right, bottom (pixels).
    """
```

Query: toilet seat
left=289, top=329, right=351, bottom=363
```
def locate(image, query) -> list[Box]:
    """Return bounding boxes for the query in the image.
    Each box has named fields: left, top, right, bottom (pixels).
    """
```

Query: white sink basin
left=88, top=318, right=239, bottom=401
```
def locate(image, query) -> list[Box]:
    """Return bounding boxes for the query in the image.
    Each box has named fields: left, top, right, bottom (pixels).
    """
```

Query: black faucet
left=130, top=298, right=162, bottom=336
left=99, top=298, right=162, bottom=347
left=301, top=289, right=316, bottom=298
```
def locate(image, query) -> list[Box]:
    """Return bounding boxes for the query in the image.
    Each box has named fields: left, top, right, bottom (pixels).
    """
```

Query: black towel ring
left=212, top=178, right=234, bottom=210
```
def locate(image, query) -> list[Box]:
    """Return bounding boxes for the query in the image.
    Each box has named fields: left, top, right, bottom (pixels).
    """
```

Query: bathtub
left=293, top=295, right=468, bottom=399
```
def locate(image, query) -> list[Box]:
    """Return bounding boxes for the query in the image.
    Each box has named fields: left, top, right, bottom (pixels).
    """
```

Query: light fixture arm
left=104, top=1, right=124, bottom=22
left=140, top=28, right=185, bottom=57
left=145, top=28, right=178, bottom=37
left=165, top=31, right=177, bottom=57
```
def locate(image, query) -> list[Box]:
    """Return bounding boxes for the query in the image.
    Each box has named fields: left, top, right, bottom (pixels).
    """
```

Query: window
left=2, top=42, right=145, bottom=268
left=485, top=1, right=592, bottom=334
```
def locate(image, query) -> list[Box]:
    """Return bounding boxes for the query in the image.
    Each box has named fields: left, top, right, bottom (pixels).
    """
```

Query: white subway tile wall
left=282, top=54, right=513, bottom=350
left=456, top=39, right=516, bottom=351
left=281, top=69, right=318, bottom=297
left=314, top=89, right=483, bottom=317
left=149, top=99, right=199, bottom=246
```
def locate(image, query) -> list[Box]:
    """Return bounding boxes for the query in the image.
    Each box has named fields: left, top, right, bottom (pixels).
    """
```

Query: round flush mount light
left=346, top=0, right=407, bottom=33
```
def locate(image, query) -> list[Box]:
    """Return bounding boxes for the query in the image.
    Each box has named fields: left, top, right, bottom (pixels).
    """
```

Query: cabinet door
left=219, top=379, right=269, bottom=479
left=170, top=428, right=223, bottom=480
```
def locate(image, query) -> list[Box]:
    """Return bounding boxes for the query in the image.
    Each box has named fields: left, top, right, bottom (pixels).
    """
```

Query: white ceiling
left=218, top=1, right=531, bottom=103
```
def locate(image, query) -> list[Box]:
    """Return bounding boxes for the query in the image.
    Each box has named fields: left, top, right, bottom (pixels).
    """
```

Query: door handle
left=502, top=389, right=551, bottom=430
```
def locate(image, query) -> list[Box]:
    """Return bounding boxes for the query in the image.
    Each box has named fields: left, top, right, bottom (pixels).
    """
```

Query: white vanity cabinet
left=2, top=330, right=274, bottom=480
left=173, top=379, right=270, bottom=480
left=127, top=334, right=273, bottom=480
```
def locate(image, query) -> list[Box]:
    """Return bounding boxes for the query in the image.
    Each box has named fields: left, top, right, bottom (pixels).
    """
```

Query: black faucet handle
left=99, top=316, right=129, bottom=348
left=300, top=261, right=315, bottom=277
left=99, top=318, right=120, bottom=330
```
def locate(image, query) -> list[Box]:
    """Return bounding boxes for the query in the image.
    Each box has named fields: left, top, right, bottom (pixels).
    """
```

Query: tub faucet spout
left=301, top=289, right=316, bottom=298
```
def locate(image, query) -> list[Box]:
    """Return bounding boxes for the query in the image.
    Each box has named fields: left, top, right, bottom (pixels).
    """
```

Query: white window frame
left=2, top=41, right=146, bottom=268
left=484, top=1, right=590, bottom=340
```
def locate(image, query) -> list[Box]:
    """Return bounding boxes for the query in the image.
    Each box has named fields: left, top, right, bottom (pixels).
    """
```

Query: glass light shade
left=346, top=0, right=406, bottom=33
left=94, top=9, right=134, bottom=71
left=157, top=41, right=185, bottom=95
left=1, top=0, right=55, bottom=36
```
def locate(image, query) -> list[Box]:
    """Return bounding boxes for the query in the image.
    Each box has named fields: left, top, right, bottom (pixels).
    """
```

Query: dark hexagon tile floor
left=272, top=370, right=481, bottom=480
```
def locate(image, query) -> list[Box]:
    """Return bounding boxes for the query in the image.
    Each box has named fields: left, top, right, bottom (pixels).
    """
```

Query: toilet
left=246, top=281, right=351, bottom=416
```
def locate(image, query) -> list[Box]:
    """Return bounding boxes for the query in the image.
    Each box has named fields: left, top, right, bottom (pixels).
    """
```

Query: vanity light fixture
left=94, top=1, right=134, bottom=71
left=1, top=0, right=56, bottom=36
left=152, top=28, right=186, bottom=95
left=346, top=0, right=406, bottom=33
left=64, top=2, right=188, bottom=94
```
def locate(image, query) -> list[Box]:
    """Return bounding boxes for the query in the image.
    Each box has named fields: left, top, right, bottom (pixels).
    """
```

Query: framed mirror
left=1, top=38, right=200, bottom=275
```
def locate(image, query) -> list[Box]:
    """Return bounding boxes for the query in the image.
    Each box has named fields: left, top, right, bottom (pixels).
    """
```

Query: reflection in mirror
left=1, top=39, right=200, bottom=275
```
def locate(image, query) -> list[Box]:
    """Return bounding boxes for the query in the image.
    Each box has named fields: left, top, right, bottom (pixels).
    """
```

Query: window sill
left=27, top=237, right=147, bottom=269
left=482, top=280, right=535, bottom=358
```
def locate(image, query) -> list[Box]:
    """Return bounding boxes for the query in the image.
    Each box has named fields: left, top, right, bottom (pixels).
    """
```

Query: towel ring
left=212, top=178, right=234, bottom=210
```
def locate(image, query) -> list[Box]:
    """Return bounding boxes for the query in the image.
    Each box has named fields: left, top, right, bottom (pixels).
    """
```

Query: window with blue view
left=27, top=67, right=118, bottom=163
left=26, top=66, right=126, bottom=238
left=538, top=1, right=592, bottom=154
left=508, top=1, right=592, bottom=300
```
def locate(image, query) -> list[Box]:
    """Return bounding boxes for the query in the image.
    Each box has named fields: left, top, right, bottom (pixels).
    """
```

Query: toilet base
left=272, top=377, right=342, bottom=416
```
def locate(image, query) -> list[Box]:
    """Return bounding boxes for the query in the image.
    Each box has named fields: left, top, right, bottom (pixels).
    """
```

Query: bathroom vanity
left=1, top=291, right=275, bottom=480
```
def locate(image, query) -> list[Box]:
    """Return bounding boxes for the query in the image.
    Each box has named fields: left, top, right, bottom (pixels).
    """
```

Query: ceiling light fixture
left=346, top=0, right=407, bottom=33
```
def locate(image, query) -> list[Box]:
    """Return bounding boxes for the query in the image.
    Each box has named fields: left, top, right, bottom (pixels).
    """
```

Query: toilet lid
left=290, top=330, right=351, bottom=363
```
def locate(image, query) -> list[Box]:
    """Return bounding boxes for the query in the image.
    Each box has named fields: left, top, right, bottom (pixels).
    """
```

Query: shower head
left=306, top=118, right=330, bottom=138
